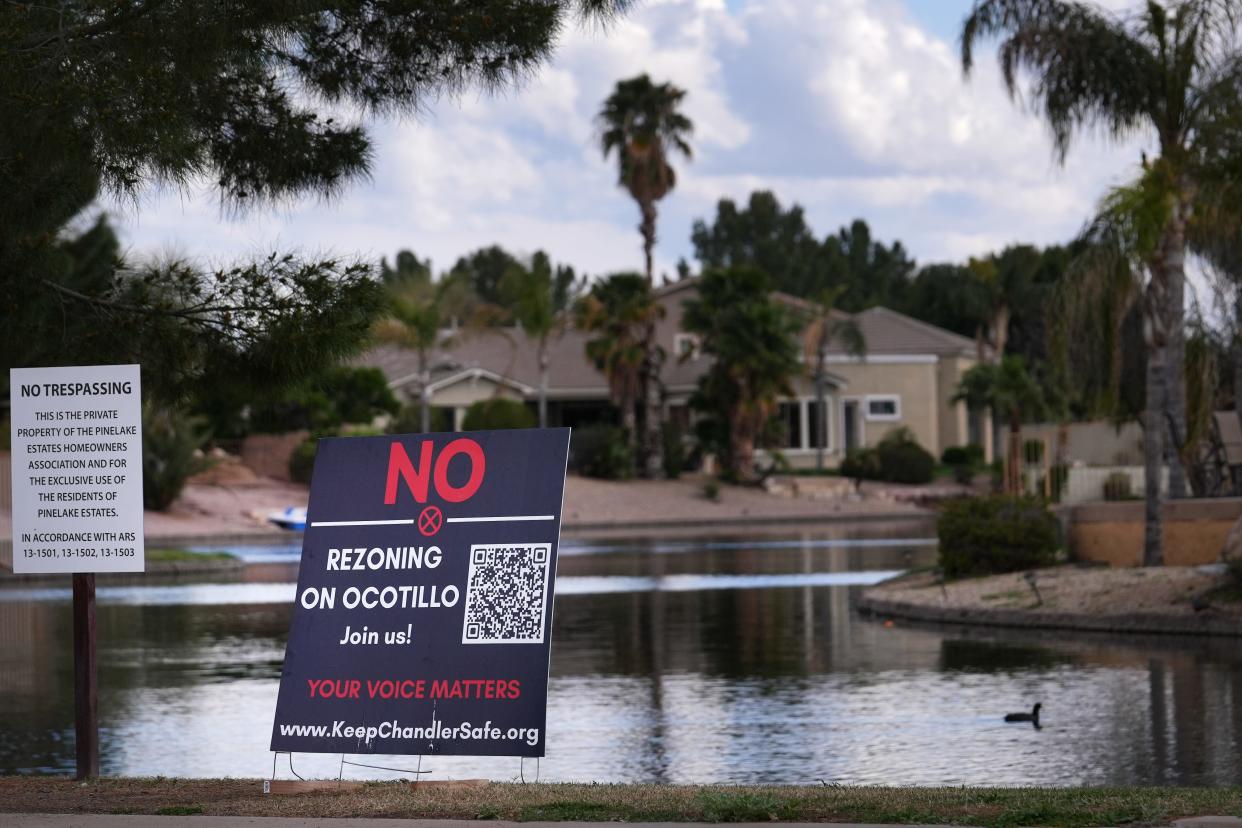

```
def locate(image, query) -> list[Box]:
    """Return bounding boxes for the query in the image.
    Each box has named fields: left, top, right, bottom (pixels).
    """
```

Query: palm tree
left=574, top=273, right=662, bottom=443
left=598, top=74, right=694, bottom=478
left=962, top=0, right=1242, bottom=504
left=374, top=254, right=481, bottom=433
left=953, top=356, right=1049, bottom=495
left=801, top=286, right=866, bottom=471
left=683, top=266, right=801, bottom=483
left=374, top=285, right=450, bottom=433
left=502, top=252, right=578, bottom=428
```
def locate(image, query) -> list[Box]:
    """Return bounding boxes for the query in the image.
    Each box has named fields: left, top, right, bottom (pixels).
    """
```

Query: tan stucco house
left=363, top=280, right=990, bottom=468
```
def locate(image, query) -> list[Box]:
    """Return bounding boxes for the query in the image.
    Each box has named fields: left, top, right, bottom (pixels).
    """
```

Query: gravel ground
left=1, top=470, right=935, bottom=552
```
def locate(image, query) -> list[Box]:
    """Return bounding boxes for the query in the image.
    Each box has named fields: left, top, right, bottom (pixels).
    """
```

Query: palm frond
left=962, top=0, right=1157, bottom=158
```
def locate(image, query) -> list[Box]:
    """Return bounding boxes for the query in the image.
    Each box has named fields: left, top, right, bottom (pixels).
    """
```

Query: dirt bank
left=859, top=565, right=1242, bottom=637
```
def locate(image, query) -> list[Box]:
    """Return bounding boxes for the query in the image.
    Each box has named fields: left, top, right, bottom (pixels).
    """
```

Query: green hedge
left=937, top=495, right=1060, bottom=578
left=462, top=398, right=536, bottom=431
left=840, top=428, right=935, bottom=485
left=571, top=424, right=632, bottom=480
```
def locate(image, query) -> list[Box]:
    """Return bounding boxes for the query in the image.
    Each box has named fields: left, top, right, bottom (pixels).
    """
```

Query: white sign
left=10, top=365, right=144, bottom=574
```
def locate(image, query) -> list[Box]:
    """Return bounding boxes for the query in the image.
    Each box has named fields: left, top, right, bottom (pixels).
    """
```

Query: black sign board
left=270, top=428, right=570, bottom=758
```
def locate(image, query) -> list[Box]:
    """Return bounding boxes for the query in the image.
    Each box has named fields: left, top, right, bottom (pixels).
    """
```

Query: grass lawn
left=145, top=548, right=236, bottom=563
left=0, top=778, right=1240, bottom=825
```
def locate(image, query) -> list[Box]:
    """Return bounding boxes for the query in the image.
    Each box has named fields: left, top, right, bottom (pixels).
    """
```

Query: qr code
left=462, top=543, right=552, bottom=644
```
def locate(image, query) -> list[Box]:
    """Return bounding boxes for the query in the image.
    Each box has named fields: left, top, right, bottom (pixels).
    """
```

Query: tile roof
left=361, top=280, right=976, bottom=396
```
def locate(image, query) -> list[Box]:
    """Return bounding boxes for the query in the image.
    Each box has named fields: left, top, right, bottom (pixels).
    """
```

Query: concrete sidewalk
left=8, top=818, right=1242, bottom=828
left=0, top=819, right=967, bottom=828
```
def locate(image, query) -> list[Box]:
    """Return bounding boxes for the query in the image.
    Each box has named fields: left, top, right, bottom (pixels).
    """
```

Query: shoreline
left=859, top=566, right=1242, bottom=638
left=1, top=777, right=1240, bottom=826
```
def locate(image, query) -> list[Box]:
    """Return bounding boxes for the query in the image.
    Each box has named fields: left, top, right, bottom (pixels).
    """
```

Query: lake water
left=2, top=519, right=1241, bottom=786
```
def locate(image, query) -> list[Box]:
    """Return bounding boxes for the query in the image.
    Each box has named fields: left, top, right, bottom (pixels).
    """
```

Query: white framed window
left=674, top=333, right=702, bottom=361
left=865, top=395, right=901, bottom=422
left=775, top=401, right=804, bottom=449
left=808, top=399, right=832, bottom=451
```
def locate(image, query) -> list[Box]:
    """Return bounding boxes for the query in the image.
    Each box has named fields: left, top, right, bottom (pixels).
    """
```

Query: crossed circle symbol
left=418, top=505, right=443, bottom=536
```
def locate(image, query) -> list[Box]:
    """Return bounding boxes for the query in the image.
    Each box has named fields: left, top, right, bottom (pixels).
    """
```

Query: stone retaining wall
left=240, top=431, right=308, bottom=482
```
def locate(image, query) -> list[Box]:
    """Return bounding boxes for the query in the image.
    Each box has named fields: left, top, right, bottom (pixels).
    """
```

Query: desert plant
left=461, top=398, right=536, bottom=431
left=1040, top=464, right=1070, bottom=503
left=142, top=403, right=211, bottom=511
left=1023, top=439, right=1046, bottom=464
left=1103, top=471, right=1133, bottom=501
left=937, top=495, right=1061, bottom=578
left=571, top=424, right=633, bottom=480
left=662, top=421, right=686, bottom=480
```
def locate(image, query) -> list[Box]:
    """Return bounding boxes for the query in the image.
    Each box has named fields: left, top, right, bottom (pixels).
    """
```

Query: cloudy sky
left=111, top=0, right=1147, bottom=279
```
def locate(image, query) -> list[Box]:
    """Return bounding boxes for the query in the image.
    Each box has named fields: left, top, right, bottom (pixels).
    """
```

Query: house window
left=775, top=402, right=803, bottom=449
left=865, top=395, right=901, bottom=421
left=807, top=400, right=830, bottom=449
left=674, top=333, right=701, bottom=361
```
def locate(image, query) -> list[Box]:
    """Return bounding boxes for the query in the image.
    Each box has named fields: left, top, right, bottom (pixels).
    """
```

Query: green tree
left=953, top=357, right=1049, bottom=495
left=2, top=0, right=625, bottom=386
left=822, top=219, right=916, bottom=311
left=962, top=0, right=1242, bottom=547
left=598, top=73, right=694, bottom=478
left=692, top=192, right=916, bottom=309
left=381, top=250, right=434, bottom=294
left=800, top=287, right=866, bottom=471
left=691, top=191, right=828, bottom=298
left=502, top=251, right=580, bottom=427
left=449, top=246, right=524, bottom=320
left=683, top=266, right=801, bottom=483
left=574, top=273, right=661, bottom=443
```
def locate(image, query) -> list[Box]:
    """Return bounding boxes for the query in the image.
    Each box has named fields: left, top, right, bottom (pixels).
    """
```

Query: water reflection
left=2, top=522, right=1241, bottom=785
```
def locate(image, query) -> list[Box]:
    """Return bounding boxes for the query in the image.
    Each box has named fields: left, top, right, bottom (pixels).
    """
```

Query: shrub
left=461, top=398, right=536, bottom=431
left=941, top=445, right=984, bottom=466
left=1227, top=558, right=1242, bottom=589
left=571, top=424, right=633, bottom=480
left=387, top=402, right=453, bottom=434
left=951, top=463, right=977, bottom=485
left=662, top=421, right=686, bottom=479
left=875, top=428, right=936, bottom=485
left=142, top=404, right=211, bottom=511
left=840, top=447, right=882, bottom=485
left=702, top=480, right=721, bottom=501
left=937, top=495, right=1060, bottom=578
left=943, top=444, right=985, bottom=485
left=288, top=437, right=320, bottom=484
left=1103, top=471, right=1132, bottom=501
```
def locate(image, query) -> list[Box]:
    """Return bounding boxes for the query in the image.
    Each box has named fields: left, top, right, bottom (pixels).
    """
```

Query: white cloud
left=110, top=0, right=1152, bottom=279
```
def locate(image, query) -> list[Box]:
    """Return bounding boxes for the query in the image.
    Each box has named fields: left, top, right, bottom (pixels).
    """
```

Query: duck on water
left=1004, top=703, right=1042, bottom=728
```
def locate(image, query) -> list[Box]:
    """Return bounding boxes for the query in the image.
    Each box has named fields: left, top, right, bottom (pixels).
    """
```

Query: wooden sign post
left=10, top=364, right=144, bottom=780
left=73, top=573, right=99, bottom=778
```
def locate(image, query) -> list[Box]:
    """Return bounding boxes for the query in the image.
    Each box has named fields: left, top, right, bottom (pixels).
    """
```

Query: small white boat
left=267, top=507, right=307, bottom=531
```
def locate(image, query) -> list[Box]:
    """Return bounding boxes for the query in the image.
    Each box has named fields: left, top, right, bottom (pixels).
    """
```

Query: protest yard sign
left=270, top=428, right=571, bottom=758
